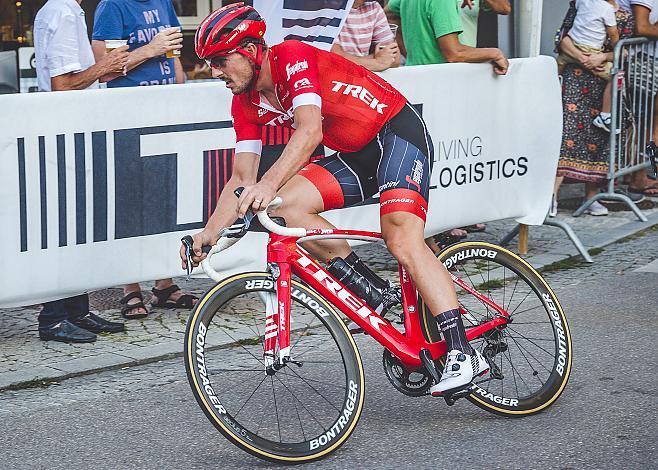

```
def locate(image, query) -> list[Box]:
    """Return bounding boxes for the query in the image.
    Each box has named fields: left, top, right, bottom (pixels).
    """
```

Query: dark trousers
left=38, top=294, right=89, bottom=329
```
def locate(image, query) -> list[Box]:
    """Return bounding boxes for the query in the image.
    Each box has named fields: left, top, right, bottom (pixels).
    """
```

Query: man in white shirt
left=33, top=0, right=129, bottom=343
left=34, top=0, right=128, bottom=92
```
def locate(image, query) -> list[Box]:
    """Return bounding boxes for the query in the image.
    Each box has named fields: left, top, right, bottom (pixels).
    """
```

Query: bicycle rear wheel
left=185, top=272, right=365, bottom=463
left=421, top=242, right=573, bottom=416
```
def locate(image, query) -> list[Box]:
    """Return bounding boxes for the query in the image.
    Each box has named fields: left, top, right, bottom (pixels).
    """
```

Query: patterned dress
left=557, top=8, right=635, bottom=183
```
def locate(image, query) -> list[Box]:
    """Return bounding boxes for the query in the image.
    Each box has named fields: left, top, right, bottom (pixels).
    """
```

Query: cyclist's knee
left=381, top=213, right=425, bottom=264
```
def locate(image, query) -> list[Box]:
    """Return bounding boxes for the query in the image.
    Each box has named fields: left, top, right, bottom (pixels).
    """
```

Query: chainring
left=382, top=349, right=433, bottom=397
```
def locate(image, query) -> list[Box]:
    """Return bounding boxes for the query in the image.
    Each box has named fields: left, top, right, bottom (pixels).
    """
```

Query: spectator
left=386, top=0, right=508, bottom=250
left=627, top=0, right=658, bottom=196
left=33, top=0, right=128, bottom=342
left=550, top=1, right=636, bottom=217
left=91, top=0, right=184, bottom=88
left=557, top=0, right=620, bottom=133
left=385, top=0, right=508, bottom=71
left=331, top=0, right=400, bottom=72
left=458, top=0, right=511, bottom=48
left=92, top=0, right=197, bottom=319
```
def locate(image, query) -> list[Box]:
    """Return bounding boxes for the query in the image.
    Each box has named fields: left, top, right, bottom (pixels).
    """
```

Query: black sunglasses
left=205, top=56, right=228, bottom=68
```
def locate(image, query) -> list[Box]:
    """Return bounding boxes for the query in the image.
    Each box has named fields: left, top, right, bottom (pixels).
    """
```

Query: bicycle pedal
left=443, top=384, right=475, bottom=406
left=419, top=349, right=442, bottom=384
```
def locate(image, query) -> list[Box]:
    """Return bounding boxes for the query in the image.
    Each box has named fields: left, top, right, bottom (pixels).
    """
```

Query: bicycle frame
left=264, top=228, right=511, bottom=371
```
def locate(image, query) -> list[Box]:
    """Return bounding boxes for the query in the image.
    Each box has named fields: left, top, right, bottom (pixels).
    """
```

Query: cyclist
left=181, top=3, right=508, bottom=395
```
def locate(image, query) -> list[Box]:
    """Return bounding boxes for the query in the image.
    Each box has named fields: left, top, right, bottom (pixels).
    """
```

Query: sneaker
left=593, top=113, right=621, bottom=134
left=548, top=194, right=558, bottom=217
left=430, top=349, right=489, bottom=396
left=585, top=201, right=609, bottom=216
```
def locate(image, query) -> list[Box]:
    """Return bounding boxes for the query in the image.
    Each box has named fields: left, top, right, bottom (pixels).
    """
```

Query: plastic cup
left=105, top=39, right=127, bottom=53
left=389, top=23, right=399, bottom=37
left=166, top=27, right=182, bottom=58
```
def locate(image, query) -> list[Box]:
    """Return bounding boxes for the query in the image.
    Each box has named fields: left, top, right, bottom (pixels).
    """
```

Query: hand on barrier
left=102, top=45, right=129, bottom=75
left=491, top=52, right=509, bottom=75
left=148, top=27, right=183, bottom=57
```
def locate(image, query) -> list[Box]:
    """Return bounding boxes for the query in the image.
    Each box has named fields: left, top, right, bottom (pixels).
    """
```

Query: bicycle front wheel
left=421, top=242, right=573, bottom=416
left=184, top=272, right=365, bottom=463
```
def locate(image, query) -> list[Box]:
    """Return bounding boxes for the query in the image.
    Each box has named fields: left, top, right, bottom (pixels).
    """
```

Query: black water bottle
left=326, top=257, right=384, bottom=310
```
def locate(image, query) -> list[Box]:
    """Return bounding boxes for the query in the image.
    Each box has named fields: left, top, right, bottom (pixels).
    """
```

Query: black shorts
left=299, top=102, right=433, bottom=221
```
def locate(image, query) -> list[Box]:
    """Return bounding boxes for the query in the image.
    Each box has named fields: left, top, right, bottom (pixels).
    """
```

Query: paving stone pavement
left=1, top=196, right=656, bottom=390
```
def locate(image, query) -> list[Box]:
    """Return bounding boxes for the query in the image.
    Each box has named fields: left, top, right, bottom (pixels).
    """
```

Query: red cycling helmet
left=195, top=3, right=266, bottom=61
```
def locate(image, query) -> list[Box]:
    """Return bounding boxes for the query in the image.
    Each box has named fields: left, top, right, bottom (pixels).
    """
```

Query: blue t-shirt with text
left=92, top=0, right=181, bottom=87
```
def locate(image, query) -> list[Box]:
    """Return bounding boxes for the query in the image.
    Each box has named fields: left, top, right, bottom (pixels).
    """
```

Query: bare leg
left=381, top=212, right=458, bottom=315
left=601, top=81, right=612, bottom=114
left=273, top=175, right=352, bottom=262
left=554, top=176, right=564, bottom=197
left=585, top=182, right=601, bottom=200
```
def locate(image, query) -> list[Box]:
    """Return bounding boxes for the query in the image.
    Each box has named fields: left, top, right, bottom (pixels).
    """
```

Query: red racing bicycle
left=183, top=195, right=573, bottom=464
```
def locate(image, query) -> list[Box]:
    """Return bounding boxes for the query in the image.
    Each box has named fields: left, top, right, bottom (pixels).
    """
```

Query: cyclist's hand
left=237, top=181, right=277, bottom=218
left=147, top=27, right=183, bottom=57
left=492, top=53, right=509, bottom=75
left=180, top=230, right=217, bottom=270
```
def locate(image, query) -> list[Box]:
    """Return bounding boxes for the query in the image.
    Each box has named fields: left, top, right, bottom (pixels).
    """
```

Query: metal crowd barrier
left=573, top=37, right=657, bottom=221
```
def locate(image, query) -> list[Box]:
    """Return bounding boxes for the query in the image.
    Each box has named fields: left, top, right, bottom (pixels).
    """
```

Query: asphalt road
left=1, top=247, right=657, bottom=469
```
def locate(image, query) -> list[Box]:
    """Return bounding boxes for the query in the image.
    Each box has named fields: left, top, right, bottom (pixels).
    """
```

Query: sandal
left=628, top=183, right=658, bottom=197
left=433, top=229, right=468, bottom=251
left=151, top=284, right=198, bottom=309
left=120, top=291, right=149, bottom=320
left=462, top=223, right=486, bottom=233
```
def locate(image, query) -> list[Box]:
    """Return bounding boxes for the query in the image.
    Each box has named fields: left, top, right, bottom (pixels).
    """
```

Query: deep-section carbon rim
left=421, top=242, right=573, bottom=416
left=184, top=273, right=365, bottom=463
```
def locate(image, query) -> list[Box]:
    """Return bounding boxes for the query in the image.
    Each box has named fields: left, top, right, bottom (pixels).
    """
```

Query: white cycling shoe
left=430, top=349, right=489, bottom=396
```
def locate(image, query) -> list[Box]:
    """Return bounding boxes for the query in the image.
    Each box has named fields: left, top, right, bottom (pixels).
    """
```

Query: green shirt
left=458, top=0, right=479, bottom=47
left=388, top=0, right=463, bottom=65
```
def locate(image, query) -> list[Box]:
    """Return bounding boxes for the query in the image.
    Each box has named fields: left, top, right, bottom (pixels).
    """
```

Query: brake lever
left=181, top=235, right=211, bottom=280
left=231, top=186, right=256, bottom=237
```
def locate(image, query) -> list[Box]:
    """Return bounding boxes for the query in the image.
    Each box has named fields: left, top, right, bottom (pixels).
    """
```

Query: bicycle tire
left=184, top=272, right=365, bottom=463
left=420, top=242, right=573, bottom=416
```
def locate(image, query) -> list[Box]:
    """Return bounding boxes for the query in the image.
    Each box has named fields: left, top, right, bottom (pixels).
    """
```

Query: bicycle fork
left=261, top=262, right=294, bottom=375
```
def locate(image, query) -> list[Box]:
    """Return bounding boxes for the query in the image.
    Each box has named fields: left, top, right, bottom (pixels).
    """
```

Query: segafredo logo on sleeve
left=286, top=59, right=308, bottom=80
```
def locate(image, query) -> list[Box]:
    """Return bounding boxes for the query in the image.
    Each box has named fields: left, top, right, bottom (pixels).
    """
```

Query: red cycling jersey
left=231, top=40, right=406, bottom=156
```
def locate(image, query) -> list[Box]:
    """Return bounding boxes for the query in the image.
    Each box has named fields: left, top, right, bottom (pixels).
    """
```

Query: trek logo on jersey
left=331, top=81, right=388, bottom=114
left=294, top=78, right=313, bottom=90
left=286, top=59, right=308, bottom=80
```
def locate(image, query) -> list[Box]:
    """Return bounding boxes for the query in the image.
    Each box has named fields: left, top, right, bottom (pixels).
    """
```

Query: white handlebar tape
left=201, top=197, right=306, bottom=281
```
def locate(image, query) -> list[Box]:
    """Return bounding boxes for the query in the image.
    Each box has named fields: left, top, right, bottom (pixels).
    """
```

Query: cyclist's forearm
left=205, top=175, right=248, bottom=236
left=260, top=126, right=322, bottom=190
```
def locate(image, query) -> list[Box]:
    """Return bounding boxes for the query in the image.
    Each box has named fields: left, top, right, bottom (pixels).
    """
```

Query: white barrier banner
left=0, top=56, right=562, bottom=307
